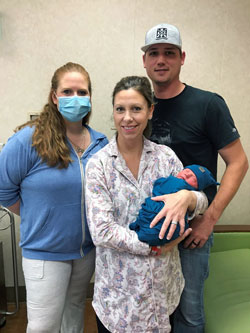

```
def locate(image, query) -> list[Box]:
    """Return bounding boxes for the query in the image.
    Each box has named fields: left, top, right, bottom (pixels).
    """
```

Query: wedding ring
left=171, top=221, right=178, bottom=225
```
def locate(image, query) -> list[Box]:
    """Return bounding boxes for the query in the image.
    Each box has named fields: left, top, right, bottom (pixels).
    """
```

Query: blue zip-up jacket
left=0, top=125, right=108, bottom=260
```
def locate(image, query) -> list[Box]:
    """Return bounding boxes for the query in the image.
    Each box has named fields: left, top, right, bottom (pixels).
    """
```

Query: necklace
left=69, top=139, right=85, bottom=154
left=68, top=129, right=86, bottom=155
left=73, top=145, right=85, bottom=154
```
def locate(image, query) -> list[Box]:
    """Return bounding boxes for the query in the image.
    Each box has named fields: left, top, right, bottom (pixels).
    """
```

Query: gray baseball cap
left=141, top=23, right=182, bottom=52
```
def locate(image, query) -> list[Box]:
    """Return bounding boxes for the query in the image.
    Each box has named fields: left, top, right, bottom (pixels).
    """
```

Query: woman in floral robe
left=85, top=76, right=207, bottom=333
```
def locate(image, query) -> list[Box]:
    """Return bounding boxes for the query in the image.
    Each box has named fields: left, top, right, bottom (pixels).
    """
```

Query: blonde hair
left=15, top=62, right=92, bottom=169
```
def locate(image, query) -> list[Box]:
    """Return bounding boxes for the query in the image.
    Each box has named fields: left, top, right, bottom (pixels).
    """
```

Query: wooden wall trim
left=214, top=225, right=250, bottom=233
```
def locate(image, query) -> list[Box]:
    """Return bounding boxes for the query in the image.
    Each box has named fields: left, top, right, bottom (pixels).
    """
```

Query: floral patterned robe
left=85, top=136, right=207, bottom=333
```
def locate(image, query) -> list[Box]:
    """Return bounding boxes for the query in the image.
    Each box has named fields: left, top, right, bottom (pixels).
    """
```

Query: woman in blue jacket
left=0, top=62, right=108, bottom=332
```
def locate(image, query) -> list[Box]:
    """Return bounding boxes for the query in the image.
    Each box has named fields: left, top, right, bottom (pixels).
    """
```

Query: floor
left=0, top=299, right=98, bottom=332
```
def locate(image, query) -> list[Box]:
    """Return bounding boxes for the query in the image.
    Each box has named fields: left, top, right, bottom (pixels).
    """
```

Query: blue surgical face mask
left=57, top=96, right=91, bottom=122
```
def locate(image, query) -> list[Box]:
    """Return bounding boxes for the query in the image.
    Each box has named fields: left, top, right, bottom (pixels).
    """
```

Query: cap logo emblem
left=199, top=166, right=205, bottom=173
left=156, top=28, right=168, bottom=40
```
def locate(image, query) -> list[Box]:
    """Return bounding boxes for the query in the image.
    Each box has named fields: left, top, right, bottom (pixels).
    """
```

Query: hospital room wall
left=0, top=0, right=249, bottom=289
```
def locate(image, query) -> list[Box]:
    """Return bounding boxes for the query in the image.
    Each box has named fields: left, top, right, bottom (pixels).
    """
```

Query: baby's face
left=178, top=169, right=198, bottom=188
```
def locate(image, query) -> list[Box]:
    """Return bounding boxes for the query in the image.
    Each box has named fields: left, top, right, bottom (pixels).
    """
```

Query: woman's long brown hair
left=15, top=62, right=92, bottom=168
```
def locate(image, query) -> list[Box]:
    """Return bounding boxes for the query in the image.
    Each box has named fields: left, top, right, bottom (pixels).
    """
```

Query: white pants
left=22, top=248, right=95, bottom=333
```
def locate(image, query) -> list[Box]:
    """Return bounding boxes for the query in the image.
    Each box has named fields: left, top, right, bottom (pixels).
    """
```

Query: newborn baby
left=129, top=165, right=218, bottom=246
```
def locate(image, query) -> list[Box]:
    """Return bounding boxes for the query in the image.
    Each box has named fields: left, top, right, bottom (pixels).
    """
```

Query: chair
left=204, top=225, right=250, bottom=333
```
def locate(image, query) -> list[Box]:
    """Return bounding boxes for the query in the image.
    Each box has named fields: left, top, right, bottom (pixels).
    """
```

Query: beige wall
left=0, top=0, right=249, bottom=286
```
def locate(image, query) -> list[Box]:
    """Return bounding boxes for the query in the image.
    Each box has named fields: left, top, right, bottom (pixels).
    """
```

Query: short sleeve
left=205, top=94, right=240, bottom=150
